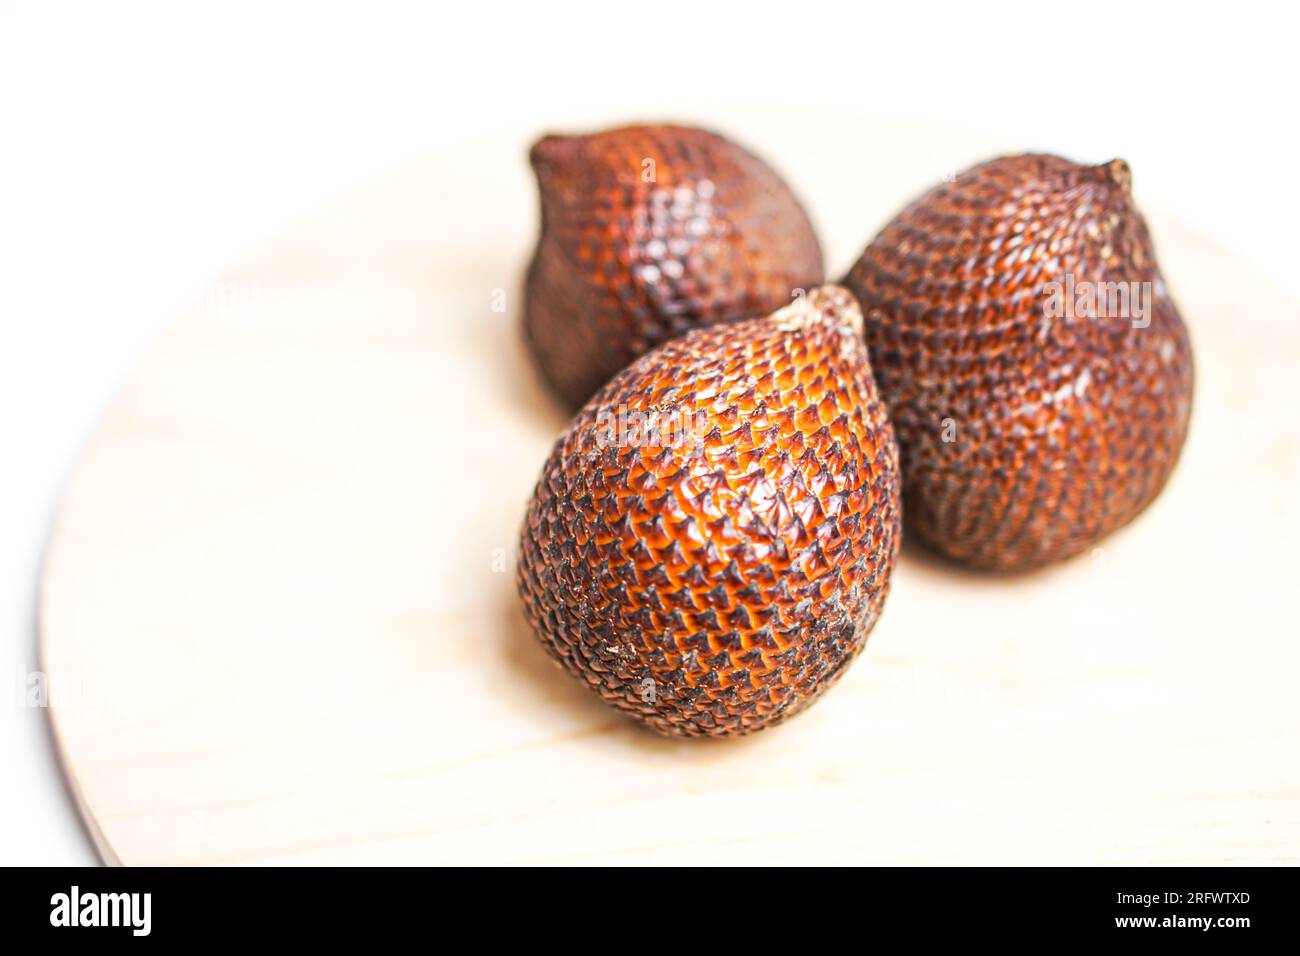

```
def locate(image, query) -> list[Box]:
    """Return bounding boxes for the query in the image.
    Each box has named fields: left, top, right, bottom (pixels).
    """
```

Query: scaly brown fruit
left=524, top=124, right=824, bottom=408
left=517, top=286, right=900, bottom=737
left=843, top=154, right=1194, bottom=571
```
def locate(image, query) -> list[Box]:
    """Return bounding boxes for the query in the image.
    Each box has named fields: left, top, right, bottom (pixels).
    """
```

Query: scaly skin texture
left=843, top=154, right=1194, bottom=571
left=525, top=124, right=824, bottom=408
left=517, top=287, right=900, bottom=737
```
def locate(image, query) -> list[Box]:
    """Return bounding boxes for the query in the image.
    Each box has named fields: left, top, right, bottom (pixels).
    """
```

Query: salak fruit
left=517, top=286, right=900, bottom=737
left=524, top=123, right=824, bottom=408
left=843, top=154, right=1194, bottom=571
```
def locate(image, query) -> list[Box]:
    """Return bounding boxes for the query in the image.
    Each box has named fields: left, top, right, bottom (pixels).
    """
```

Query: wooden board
left=40, top=117, right=1300, bottom=865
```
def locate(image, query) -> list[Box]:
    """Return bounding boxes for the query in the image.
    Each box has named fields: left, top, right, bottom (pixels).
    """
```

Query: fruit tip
left=1101, top=158, right=1132, bottom=194
left=528, top=134, right=578, bottom=173
left=769, top=285, right=863, bottom=336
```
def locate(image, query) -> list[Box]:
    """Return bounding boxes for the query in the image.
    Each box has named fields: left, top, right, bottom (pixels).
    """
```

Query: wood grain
left=39, top=117, right=1300, bottom=865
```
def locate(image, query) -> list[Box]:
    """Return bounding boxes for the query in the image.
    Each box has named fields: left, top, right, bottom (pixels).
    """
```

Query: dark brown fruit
left=517, top=286, right=900, bottom=737
left=524, top=124, right=824, bottom=408
left=843, top=154, right=1194, bottom=571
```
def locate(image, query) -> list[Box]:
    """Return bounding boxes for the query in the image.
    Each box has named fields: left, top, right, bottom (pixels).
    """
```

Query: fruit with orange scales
left=516, top=286, right=900, bottom=737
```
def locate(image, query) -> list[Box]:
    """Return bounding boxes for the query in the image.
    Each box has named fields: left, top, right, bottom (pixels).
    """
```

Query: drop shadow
left=494, top=587, right=776, bottom=760
left=895, top=531, right=1076, bottom=588
left=502, top=281, right=572, bottom=433
left=433, top=246, right=571, bottom=437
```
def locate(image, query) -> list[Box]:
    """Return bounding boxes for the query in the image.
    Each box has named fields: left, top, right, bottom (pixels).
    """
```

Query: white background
left=1, top=1, right=1295, bottom=865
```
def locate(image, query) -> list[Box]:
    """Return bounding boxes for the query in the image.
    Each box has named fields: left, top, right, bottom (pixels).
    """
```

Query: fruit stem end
left=1102, top=158, right=1132, bottom=194
left=770, top=285, right=864, bottom=336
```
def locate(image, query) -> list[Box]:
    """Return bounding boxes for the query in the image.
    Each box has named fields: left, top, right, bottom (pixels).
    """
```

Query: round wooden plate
left=41, top=116, right=1300, bottom=865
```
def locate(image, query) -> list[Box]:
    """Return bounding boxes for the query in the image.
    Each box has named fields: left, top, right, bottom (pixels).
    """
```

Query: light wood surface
left=39, top=116, right=1300, bottom=865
